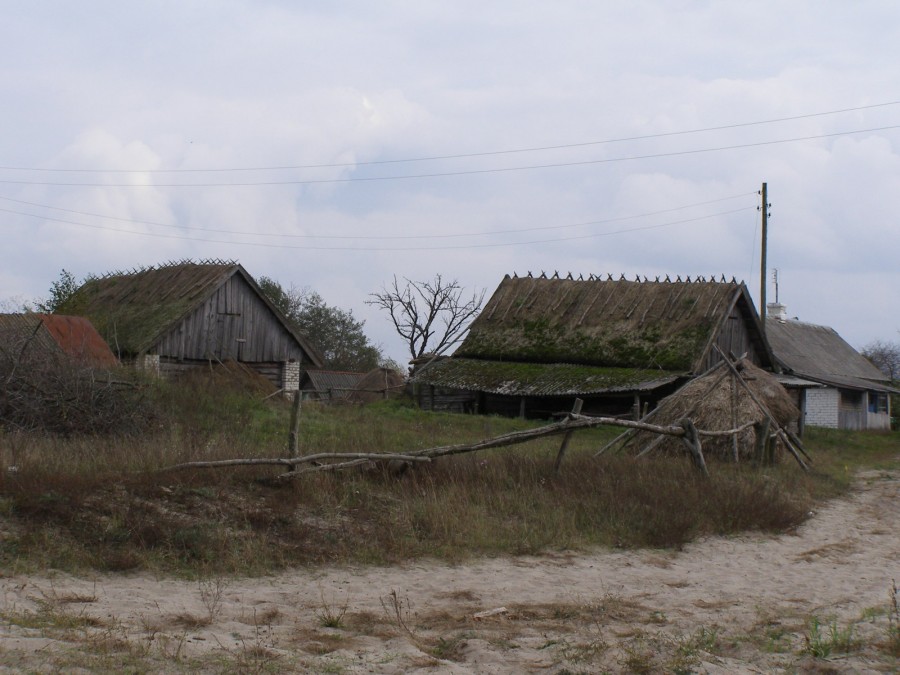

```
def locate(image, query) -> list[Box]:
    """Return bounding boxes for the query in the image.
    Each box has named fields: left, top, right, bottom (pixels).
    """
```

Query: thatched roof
left=456, top=275, right=769, bottom=372
left=0, top=314, right=117, bottom=367
left=57, top=260, right=322, bottom=364
left=413, top=357, right=681, bottom=396
left=766, top=317, right=895, bottom=393
left=632, top=359, right=800, bottom=459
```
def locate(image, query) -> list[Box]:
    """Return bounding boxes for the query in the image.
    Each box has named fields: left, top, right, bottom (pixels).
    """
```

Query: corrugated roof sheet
left=412, top=358, right=682, bottom=396
left=765, top=318, right=891, bottom=391
left=302, top=369, right=365, bottom=394
left=0, top=314, right=116, bottom=367
left=456, top=275, right=754, bottom=371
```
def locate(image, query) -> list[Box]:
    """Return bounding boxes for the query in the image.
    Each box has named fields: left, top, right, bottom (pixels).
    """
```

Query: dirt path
left=2, top=470, right=899, bottom=673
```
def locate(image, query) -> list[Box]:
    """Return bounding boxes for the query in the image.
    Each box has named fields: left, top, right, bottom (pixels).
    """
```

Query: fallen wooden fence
left=159, top=402, right=806, bottom=480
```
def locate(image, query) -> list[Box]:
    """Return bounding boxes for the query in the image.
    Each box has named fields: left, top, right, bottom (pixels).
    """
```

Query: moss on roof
left=455, top=276, right=742, bottom=371
left=57, top=262, right=239, bottom=355
left=412, top=358, right=683, bottom=396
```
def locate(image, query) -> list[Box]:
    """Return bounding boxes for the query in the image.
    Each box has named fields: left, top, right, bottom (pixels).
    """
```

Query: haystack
left=631, top=359, right=799, bottom=460
left=348, top=367, right=407, bottom=404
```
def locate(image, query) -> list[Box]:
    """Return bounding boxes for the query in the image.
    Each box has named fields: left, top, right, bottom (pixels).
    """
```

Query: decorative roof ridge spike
left=527, top=271, right=533, bottom=278
left=665, top=275, right=671, bottom=282
left=676, top=275, right=682, bottom=282
left=552, top=271, right=559, bottom=279
left=539, top=271, right=547, bottom=279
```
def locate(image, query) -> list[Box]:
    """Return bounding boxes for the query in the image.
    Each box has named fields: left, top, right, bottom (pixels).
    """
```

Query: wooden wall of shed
left=699, top=303, right=761, bottom=372
left=152, top=274, right=312, bottom=364
left=156, top=357, right=285, bottom=388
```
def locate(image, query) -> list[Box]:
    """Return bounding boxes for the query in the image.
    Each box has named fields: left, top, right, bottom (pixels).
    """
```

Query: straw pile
left=632, top=359, right=799, bottom=460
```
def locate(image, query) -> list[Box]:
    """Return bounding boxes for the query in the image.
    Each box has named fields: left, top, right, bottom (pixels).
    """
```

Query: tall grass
left=0, top=377, right=896, bottom=576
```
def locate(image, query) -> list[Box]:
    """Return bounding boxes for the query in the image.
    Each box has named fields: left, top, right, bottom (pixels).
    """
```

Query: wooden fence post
left=553, top=398, right=583, bottom=473
left=287, top=392, right=303, bottom=470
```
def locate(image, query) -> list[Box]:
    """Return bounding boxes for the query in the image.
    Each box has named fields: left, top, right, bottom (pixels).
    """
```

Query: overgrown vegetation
left=0, top=370, right=897, bottom=577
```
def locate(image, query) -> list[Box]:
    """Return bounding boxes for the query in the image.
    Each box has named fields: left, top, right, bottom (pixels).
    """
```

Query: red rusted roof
left=0, top=314, right=119, bottom=367
left=38, top=315, right=118, bottom=366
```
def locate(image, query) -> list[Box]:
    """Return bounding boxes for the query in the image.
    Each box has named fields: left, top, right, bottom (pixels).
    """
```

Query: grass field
left=1, top=373, right=897, bottom=576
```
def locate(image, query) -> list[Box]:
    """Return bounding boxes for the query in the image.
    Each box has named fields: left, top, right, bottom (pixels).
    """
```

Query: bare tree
left=861, top=339, right=900, bottom=381
left=368, top=275, right=485, bottom=361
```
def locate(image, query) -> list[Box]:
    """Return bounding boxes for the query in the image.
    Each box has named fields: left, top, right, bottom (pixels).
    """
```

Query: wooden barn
left=765, top=304, right=896, bottom=431
left=57, top=260, right=323, bottom=393
left=411, top=273, right=777, bottom=418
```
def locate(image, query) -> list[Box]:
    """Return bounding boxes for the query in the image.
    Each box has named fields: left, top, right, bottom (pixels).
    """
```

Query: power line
left=0, top=205, right=755, bottom=251
left=1, top=125, right=896, bottom=188
left=2, top=100, right=899, bottom=173
left=0, top=192, right=754, bottom=240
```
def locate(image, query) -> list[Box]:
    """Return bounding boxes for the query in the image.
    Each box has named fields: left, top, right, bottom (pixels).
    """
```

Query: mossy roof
left=56, top=261, right=322, bottom=365
left=455, top=275, right=754, bottom=372
left=412, top=358, right=682, bottom=396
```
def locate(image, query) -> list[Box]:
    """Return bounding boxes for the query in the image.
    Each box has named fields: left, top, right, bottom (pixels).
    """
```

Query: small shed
left=299, top=369, right=365, bottom=401
left=57, top=260, right=323, bottom=394
left=765, top=305, right=896, bottom=430
left=412, top=273, right=776, bottom=418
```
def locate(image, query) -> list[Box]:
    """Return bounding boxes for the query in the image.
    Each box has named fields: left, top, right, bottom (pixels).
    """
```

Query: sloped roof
left=414, top=358, right=681, bottom=396
left=301, top=369, right=365, bottom=394
left=765, top=318, right=895, bottom=393
left=455, top=274, right=766, bottom=372
left=58, top=260, right=322, bottom=365
left=0, top=314, right=117, bottom=367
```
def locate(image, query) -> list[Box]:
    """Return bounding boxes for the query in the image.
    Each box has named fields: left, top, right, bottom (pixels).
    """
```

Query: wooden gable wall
left=151, top=273, right=312, bottom=364
left=698, top=296, right=764, bottom=373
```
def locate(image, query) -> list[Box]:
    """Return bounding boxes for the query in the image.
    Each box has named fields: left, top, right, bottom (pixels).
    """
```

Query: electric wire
left=2, top=125, right=896, bottom=188
left=2, top=100, right=898, bottom=173
left=0, top=192, right=755, bottom=240
left=0, top=205, right=755, bottom=251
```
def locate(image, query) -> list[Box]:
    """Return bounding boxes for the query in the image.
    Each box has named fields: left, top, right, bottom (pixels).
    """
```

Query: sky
left=1, top=1, right=899, bottom=364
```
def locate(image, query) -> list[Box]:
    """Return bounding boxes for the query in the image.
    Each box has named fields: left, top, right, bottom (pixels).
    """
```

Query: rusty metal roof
left=0, top=314, right=117, bottom=367
left=412, top=357, right=682, bottom=396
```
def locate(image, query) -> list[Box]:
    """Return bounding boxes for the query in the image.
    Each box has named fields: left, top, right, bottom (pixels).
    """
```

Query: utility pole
left=759, top=182, right=769, bottom=330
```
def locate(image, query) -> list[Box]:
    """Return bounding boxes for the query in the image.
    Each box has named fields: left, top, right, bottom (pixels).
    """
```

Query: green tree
left=258, top=277, right=384, bottom=372
left=36, top=269, right=79, bottom=313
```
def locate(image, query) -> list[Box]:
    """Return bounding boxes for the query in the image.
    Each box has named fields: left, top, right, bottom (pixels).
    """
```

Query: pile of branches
left=0, top=334, right=152, bottom=436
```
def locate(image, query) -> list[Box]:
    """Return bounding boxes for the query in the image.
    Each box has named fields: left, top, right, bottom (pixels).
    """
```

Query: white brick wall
left=282, top=360, right=300, bottom=398
left=805, top=387, right=839, bottom=428
left=137, top=353, right=160, bottom=376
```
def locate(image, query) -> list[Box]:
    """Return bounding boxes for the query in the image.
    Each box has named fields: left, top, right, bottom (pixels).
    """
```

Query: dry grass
left=0, top=375, right=897, bottom=577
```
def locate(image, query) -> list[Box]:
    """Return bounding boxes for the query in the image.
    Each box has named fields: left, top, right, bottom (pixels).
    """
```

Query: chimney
left=767, top=302, right=787, bottom=320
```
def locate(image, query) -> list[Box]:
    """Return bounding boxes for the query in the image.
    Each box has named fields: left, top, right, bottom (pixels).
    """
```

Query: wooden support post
left=753, top=418, right=770, bottom=464
left=287, top=392, right=303, bottom=470
left=633, top=393, right=641, bottom=421
left=679, top=418, right=709, bottom=476
left=519, top=396, right=526, bottom=419
left=730, top=370, right=740, bottom=462
left=554, top=398, right=583, bottom=473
